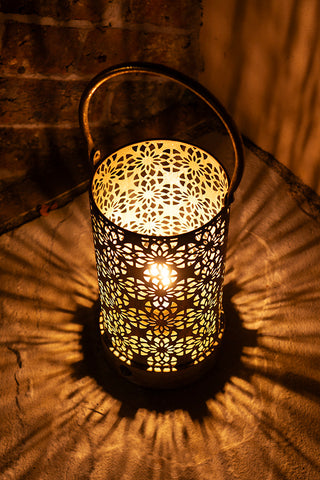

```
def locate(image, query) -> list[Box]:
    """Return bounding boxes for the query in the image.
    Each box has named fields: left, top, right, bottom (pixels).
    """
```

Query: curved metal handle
left=79, top=62, right=244, bottom=204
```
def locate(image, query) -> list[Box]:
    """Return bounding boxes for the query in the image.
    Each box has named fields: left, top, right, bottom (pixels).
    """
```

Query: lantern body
left=80, top=62, right=244, bottom=388
left=90, top=140, right=230, bottom=387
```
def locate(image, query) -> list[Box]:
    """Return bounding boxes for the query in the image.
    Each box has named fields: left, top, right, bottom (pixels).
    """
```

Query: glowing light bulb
left=144, top=263, right=177, bottom=289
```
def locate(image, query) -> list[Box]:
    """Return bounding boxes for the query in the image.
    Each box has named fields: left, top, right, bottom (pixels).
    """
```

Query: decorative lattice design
left=92, top=140, right=229, bottom=236
left=91, top=203, right=229, bottom=373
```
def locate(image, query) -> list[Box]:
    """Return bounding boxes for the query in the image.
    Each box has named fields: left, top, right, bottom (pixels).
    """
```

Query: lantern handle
left=79, top=62, right=244, bottom=204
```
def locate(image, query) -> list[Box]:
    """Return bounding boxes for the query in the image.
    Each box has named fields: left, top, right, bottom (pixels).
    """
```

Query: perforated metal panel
left=90, top=140, right=229, bottom=376
left=92, top=140, right=229, bottom=236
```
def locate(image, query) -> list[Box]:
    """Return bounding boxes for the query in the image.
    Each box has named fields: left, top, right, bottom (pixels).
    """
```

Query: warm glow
left=92, top=140, right=228, bottom=236
left=80, top=63, right=244, bottom=382
left=144, top=263, right=178, bottom=289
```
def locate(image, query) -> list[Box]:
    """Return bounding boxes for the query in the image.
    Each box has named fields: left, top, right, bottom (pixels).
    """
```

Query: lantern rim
left=90, top=138, right=230, bottom=239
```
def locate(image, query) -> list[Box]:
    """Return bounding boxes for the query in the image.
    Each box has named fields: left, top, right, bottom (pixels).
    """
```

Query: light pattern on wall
left=92, top=140, right=229, bottom=236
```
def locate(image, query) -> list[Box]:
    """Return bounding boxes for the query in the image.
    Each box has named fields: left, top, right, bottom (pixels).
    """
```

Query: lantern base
left=99, top=314, right=224, bottom=389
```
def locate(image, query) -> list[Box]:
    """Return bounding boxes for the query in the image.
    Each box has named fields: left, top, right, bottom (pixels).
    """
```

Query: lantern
left=79, top=63, right=243, bottom=388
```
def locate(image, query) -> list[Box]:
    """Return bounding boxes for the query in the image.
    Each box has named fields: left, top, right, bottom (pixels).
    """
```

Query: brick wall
left=0, top=0, right=202, bottom=231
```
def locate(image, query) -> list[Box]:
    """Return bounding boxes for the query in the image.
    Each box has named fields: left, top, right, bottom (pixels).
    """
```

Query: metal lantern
left=79, top=63, right=243, bottom=388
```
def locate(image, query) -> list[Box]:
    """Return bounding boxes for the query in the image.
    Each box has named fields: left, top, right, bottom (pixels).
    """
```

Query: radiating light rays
left=0, top=197, right=97, bottom=314
left=1, top=139, right=320, bottom=479
left=205, top=374, right=319, bottom=478
left=226, top=141, right=320, bottom=351
left=0, top=195, right=104, bottom=478
left=87, top=407, right=220, bottom=480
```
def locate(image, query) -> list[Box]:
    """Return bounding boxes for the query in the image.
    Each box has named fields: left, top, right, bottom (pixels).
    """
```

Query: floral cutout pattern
left=91, top=194, right=229, bottom=373
left=92, top=140, right=229, bottom=236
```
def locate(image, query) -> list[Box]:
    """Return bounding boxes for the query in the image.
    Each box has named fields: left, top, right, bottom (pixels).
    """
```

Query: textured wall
left=200, top=0, right=320, bottom=194
left=0, top=0, right=202, bottom=197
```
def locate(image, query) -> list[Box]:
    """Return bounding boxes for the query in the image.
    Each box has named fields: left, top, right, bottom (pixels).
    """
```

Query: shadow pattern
left=1, top=137, right=320, bottom=479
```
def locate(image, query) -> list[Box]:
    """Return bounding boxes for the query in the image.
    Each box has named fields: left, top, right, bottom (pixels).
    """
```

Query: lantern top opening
left=91, top=140, right=229, bottom=237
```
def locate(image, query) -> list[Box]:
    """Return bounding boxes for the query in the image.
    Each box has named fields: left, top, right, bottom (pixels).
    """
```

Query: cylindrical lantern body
left=79, top=63, right=244, bottom=388
left=90, top=140, right=230, bottom=387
